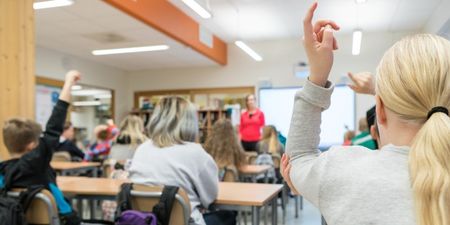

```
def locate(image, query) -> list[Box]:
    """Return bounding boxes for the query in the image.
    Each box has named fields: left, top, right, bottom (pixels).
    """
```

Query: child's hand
left=303, top=2, right=340, bottom=87
left=281, top=154, right=300, bottom=195
left=347, top=72, right=375, bottom=95
left=65, top=70, right=81, bottom=86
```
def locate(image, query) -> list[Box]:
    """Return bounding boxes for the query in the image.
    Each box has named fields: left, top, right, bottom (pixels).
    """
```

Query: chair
left=245, top=152, right=257, bottom=164
left=8, top=189, right=60, bottom=225
left=127, top=184, right=191, bottom=225
left=222, top=166, right=239, bottom=182
left=52, top=152, right=71, bottom=162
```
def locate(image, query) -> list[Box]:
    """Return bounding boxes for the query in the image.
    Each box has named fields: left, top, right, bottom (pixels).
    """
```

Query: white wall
left=35, top=46, right=130, bottom=122
left=127, top=31, right=414, bottom=122
left=424, top=0, right=450, bottom=33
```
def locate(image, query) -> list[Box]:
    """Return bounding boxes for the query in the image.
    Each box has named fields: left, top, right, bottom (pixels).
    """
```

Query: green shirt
left=351, top=131, right=377, bottom=150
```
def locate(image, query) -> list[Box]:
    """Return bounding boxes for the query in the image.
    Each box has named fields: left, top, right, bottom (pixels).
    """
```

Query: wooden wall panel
left=0, top=0, right=35, bottom=160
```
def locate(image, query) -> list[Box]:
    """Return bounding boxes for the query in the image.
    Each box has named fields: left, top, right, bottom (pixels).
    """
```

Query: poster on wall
left=36, top=84, right=61, bottom=127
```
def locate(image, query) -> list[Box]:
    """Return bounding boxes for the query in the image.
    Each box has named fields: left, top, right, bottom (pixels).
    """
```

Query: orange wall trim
left=104, top=0, right=227, bottom=65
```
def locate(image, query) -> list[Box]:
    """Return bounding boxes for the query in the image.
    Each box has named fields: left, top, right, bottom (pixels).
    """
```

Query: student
left=56, top=121, right=85, bottom=161
left=239, top=94, right=265, bottom=151
left=342, top=130, right=355, bottom=146
left=282, top=3, right=450, bottom=225
left=257, top=125, right=284, bottom=156
left=109, top=115, right=147, bottom=161
left=0, top=71, right=82, bottom=224
left=351, top=117, right=377, bottom=149
left=84, top=124, right=116, bottom=162
left=203, top=119, right=247, bottom=180
left=129, top=96, right=236, bottom=225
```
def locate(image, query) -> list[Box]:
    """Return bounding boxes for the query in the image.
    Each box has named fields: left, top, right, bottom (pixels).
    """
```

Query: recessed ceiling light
left=71, top=85, right=82, bottom=90
left=92, top=45, right=169, bottom=56
left=33, top=0, right=74, bottom=10
left=235, top=41, right=263, bottom=61
left=182, top=0, right=212, bottom=19
left=355, top=0, right=367, bottom=4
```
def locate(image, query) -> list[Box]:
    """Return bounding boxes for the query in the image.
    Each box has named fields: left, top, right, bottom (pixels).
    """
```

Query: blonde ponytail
left=376, top=34, right=450, bottom=225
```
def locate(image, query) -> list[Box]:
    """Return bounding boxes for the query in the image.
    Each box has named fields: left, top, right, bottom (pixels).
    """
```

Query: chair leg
left=295, top=196, right=299, bottom=218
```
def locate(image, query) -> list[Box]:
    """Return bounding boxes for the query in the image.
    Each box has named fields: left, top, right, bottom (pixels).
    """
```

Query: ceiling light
left=352, top=30, right=362, bottom=55
left=182, top=0, right=212, bottom=19
left=355, top=0, right=367, bottom=3
left=33, top=0, right=74, bottom=10
left=71, top=90, right=110, bottom=96
left=94, top=94, right=112, bottom=99
left=73, top=101, right=101, bottom=106
left=71, top=85, right=82, bottom=91
left=92, top=45, right=169, bottom=56
left=235, top=41, right=263, bottom=61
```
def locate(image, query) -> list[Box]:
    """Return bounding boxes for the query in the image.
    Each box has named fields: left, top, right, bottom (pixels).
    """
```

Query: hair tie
left=427, top=106, right=449, bottom=120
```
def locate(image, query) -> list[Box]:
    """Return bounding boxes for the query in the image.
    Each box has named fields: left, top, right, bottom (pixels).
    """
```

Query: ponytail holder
left=427, top=106, right=449, bottom=120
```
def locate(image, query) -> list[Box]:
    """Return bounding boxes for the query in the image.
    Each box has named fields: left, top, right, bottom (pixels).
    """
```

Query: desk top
left=51, top=162, right=101, bottom=170
left=238, top=165, right=271, bottom=175
left=57, top=177, right=282, bottom=206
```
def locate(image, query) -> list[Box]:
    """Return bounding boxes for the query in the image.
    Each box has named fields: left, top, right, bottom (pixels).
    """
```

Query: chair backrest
left=245, top=152, right=257, bottom=164
left=272, top=154, right=281, bottom=169
left=222, top=166, right=239, bottom=182
left=52, top=152, right=71, bottom=162
left=129, top=184, right=191, bottom=225
left=8, top=189, right=60, bottom=225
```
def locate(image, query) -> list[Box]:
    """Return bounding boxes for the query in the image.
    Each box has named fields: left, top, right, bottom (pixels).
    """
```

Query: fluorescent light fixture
left=235, top=41, right=263, bottom=61
left=73, top=101, right=101, bottom=106
left=92, top=45, right=169, bottom=56
left=33, top=0, right=74, bottom=10
left=71, top=90, right=110, bottom=96
left=94, top=94, right=112, bottom=99
left=182, top=0, right=212, bottom=19
left=355, top=0, right=367, bottom=3
left=352, top=30, right=362, bottom=55
left=71, top=85, right=82, bottom=91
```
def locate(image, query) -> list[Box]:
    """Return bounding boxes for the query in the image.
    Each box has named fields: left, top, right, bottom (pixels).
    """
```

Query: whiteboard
left=36, top=84, right=61, bottom=127
left=259, top=85, right=355, bottom=149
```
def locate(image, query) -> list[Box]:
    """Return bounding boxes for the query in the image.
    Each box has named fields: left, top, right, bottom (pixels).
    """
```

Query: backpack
left=115, top=183, right=179, bottom=225
left=0, top=161, right=47, bottom=225
left=0, top=185, right=45, bottom=225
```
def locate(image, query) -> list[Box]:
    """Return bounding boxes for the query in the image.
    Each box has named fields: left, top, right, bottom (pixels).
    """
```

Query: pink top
left=240, top=109, right=265, bottom=142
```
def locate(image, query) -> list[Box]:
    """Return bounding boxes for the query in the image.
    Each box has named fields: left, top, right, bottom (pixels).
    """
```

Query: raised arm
left=41, top=71, right=81, bottom=161
left=285, top=2, right=339, bottom=206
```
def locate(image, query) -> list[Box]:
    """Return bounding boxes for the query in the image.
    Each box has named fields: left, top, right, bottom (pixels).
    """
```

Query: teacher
left=239, top=94, right=265, bottom=151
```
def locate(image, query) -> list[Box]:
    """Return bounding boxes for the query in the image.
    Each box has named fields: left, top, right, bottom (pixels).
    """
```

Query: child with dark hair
left=0, top=70, right=82, bottom=225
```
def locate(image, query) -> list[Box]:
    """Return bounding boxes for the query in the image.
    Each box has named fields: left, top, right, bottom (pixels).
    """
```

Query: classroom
left=0, top=0, right=449, bottom=225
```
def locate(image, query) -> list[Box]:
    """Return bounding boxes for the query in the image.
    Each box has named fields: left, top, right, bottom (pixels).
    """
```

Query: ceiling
left=35, top=0, right=217, bottom=71
left=35, top=0, right=444, bottom=71
left=171, top=0, right=444, bottom=41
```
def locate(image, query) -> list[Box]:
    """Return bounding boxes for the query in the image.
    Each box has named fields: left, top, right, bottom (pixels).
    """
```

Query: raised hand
left=60, top=70, right=81, bottom=103
left=303, top=2, right=340, bottom=87
left=347, top=72, right=376, bottom=95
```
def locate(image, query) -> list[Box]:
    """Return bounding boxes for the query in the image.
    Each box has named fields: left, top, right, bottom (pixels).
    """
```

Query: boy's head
left=94, top=125, right=109, bottom=141
left=3, top=118, right=42, bottom=155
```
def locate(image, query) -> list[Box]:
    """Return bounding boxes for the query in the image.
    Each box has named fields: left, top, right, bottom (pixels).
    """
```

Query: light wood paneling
left=0, top=0, right=35, bottom=160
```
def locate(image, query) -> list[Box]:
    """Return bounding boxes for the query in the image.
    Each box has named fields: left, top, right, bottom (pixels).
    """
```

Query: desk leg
left=92, top=167, right=98, bottom=178
left=264, top=171, right=269, bottom=183
left=252, top=206, right=260, bottom=225
left=61, top=170, right=68, bottom=176
left=271, top=197, right=278, bottom=225
left=90, top=200, right=95, bottom=219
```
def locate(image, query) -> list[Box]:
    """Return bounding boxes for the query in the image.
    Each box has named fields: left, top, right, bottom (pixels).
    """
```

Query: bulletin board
left=35, top=78, right=63, bottom=127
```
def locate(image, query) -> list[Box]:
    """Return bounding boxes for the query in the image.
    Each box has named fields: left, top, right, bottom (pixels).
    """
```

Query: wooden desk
left=239, top=165, right=271, bottom=182
left=51, top=162, right=101, bottom=176
left=57, top=177, right=282, bottom=225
